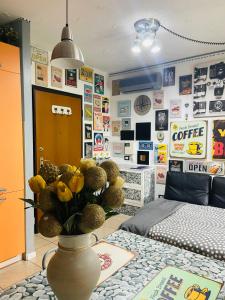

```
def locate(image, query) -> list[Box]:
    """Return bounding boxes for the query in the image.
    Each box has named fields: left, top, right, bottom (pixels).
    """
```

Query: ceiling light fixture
left=131, top=38, right=141, bottom=54
left=132, top=17, right=225, bottom=54
left=51, top=0, right=84, bottom=69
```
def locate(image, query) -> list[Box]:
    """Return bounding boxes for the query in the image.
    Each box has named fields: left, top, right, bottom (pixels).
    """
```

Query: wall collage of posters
left=112, top=61, right=225, bottom=185
left=32, top=46, right=109, bottom=160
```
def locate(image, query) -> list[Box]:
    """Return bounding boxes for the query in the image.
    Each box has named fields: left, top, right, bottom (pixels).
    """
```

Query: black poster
left=155, top=110, right=168, bottom=131
left=85, top=123, right=92, bottom=140
left=169, top=160, right=183, bottom=172
left=137, top=151, right=149, bottom=165
left=136, top=122, right=151, bottom=140
left=163, top=66, right=175, bottom=87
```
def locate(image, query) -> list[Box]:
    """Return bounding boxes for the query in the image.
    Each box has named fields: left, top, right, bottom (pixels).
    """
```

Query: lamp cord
left=66, top=0, right=68, bottom=26
left=160, top=24, right=225, bottom=46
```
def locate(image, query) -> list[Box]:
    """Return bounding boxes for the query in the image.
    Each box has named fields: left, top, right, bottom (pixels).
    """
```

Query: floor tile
left=34, top=234, right=52, bottom=249
left=0, top=261, right=41, bottom=289
left=31, top=243, right=58, bottom=268
left=105, top=214, right=131, bottom=229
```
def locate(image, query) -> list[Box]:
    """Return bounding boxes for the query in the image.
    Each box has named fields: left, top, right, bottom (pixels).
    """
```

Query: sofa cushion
left=164, top=171, right=211, bottom=205
left=210, top=177, right=225, bottom=208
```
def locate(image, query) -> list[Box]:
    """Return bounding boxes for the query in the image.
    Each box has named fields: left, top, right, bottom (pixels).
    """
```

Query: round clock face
left=134, top=95, right=151, bottom=115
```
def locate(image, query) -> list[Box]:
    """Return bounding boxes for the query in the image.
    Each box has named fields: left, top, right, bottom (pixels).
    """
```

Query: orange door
left=0, top=54, right=25, bottom=262
left=33, top=88, right=82, bottom=224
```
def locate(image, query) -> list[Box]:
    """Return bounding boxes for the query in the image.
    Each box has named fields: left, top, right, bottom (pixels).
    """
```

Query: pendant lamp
left=51, top=0, right=84, bottom=69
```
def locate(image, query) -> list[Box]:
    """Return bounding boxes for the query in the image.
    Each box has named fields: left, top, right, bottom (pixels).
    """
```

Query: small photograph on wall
left=84, top=84, right=93, bottom=103
left=137, top=151, right=149, bottom=165
left=84, top=123, right=92, bottom=140
left=93, top=112, right=103, bottom=131
left=193, top=101, right=207, bottom=116
left=155, top=110, right=168, bottom=131
left=51, top=66, right=63, bottom=88
left=79, top=66, right=93, bottom=83
left=118, top=100, right=131, bottom=117
left=156, top=166, right=167, bottom=184
left=103, top=115, right=110, bottom=133
left=112, top=142, right=124, bottom=157
left=154, top=144, right=167, bottom=164
left=170, top=99, right=182, bottom=118
left=112, top=120, right=121, bottom=136
left=169, top=160, right=184, bottom=172
left=84, top=142, right=93, bottom=158
left=84, top=104, right=93, bottom=121
left=153, top=90, right=164, bottom=109
left=179, top=75, right=192, bottom=95
left=35, top=63, right=48, bottom=87
left=94, top=73, right=104, bottom=95
left=163, top=66, right=175, bottom=87
left=93, top=94, right=102, bottom=112
left=65, top=69, right=77, bottom=87
left=212, top=120, right=225, bottom=160
left=122, top=118, right=131, bottom=130
left=209, top=100, right=225, bottom=114
left=102, top=97, right=110, bottom=114
left=139, top=141, right=153, bottom=151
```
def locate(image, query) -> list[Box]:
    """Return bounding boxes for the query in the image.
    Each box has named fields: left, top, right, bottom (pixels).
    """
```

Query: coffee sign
left=185, top=160, right=224, bottom=175
left=170, top=121, right=207, bottom=158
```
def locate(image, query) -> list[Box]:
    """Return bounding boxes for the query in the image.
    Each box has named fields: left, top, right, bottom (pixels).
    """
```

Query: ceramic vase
left=47, top=233, right=101, bottom=300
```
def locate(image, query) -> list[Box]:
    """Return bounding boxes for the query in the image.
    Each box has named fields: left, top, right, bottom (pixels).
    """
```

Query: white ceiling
left=1, top=0, right=225, bottom=74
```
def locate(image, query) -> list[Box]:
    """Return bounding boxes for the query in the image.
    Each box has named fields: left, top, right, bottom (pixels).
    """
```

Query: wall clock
left=134, top=95, right=151, bottom=115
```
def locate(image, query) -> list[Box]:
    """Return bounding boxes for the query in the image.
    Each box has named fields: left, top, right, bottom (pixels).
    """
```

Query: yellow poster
left=79, top=66, right=93, bottom=83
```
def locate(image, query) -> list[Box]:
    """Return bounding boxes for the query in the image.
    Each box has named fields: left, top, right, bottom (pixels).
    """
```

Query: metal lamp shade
left=51, top=25, right=84, bottom=69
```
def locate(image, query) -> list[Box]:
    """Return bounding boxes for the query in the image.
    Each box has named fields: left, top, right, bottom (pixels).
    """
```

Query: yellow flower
left=68, top=174, right=84, bottom=193
left=71, top=166, right=80, bottom=174
left=28, top=175, right=46, bottom=193
left=110, top=176, right=125, bottom=189
left=79, top=158, right=96, bottom=174
left=57, top=181, right=73, bottom=202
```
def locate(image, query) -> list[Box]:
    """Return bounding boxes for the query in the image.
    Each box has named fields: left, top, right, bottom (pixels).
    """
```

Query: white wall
left=31, top=53, right=110, bottom=159
left=109, top=52, right=225, bottom=198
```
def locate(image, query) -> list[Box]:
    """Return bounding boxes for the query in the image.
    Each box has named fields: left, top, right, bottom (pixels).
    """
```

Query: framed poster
left=139, top=141, right=153, bottom=151
left=185, top=160, right=224, bottom=175
left=155, top=110, right=168, bottom=131
left=136, top=122, right=151, bottom=140
left=84, top=84, right=93, bottom=103
left=84, top=142, right=93, bottom=158
left=169, top=160, right=184, bottom=172
left=103, top=115, right=110, bottom=133
left=122, top=118, right=131, bottom=130
left=32, top=46, right=48, bottom=65
left=179, top=75, right=192, bottom=95
left=170, top=121, right=207, bottom=158
left=93, top=112, right=103, bottom=131
left=51, top=66, right=63, bottom=88
left=170, top=99, right=182, bottom=118
left=94, top=73, right=104, bottom=95
left=212, top=120, right=225, bottom=160
left=154, top=144, right=167, bottom=164
left=153, top=90, right=164, bottom=109
left=156, top=166, right=167, bottom=184
left=94, top=133, right=104, bottom=152
left=84, top=104, right=92, bottom=121
left=84, top=123, right=92, bottom=140
left=163, top=66, right=175, bottom=87
left=102, top=97, right=110, bottom=114
left=65, top=69, right=77, bottom=87
left=117, top=100, right=131, bottom=117
left=112, top=142, right=124, bottom=157
left=112, top=120, right=121, bottom=136
left=79, top=66, right=93, bottom=83
left=124, top=142, right=133, bottom=155
left=35, top=63, right=48, bottom=87
left=93, top=94, right=102, bottom=112
left=137, top=151, right=149, bottom=165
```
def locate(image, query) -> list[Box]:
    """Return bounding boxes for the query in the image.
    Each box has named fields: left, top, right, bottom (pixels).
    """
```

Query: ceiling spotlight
left=142, top=33, right=154, bottom=48
left=151, top=40, right=161, bottom=53
left=132, top=39, right=141, bottom=54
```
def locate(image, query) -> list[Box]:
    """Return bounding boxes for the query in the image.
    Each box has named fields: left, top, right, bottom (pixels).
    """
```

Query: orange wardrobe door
left=0, top=43, right=24, bottom=263
left=0, top=42, right=20, bottom=74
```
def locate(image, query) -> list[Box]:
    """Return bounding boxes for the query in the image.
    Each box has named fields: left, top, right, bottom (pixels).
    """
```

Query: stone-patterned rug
left=1, top=230, right=225, bottom=299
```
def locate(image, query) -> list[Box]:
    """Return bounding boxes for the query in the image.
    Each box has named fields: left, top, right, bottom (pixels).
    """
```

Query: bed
left=120, top=171, right=225, bottom=260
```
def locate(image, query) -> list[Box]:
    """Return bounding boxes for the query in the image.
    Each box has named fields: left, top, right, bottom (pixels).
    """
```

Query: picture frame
left=84, top=123, right=92, bottom=140
left=84, top=84, right=93, bottom=103
left=154, top=144, right=168, bottom=164
left=122, top=118, right=131, bottom=130
left=84, top=104, right=93, bottom=122
left=112, top=120, right=121, bottom=136
left=65, top=69, right=77, bottom=87
left=137, top=151, right=149, bottom=165
left=139, top=141, right=153, bottom=151
left=153, top=90, right=164, bottom=109
left=102, top=97, right=110, bottom=114
left=155, top=110, right=169, bottom=131
left=51, top=66, right=63, bottom=88
left=93, top=94, right=102, bottom=112
left=156, top=166, right=167, bottom=184
left=179, top=75, right=192, bottom=95
left=117, top=100, right=131, bottom=117
left=94, top=73, right=104, bottom=95
left=35, top=63, right=48, bottom=87
left=84, top=142, right=93, bottom=158
left=169, top=160, right=184, bottom=172
left=163, top=66, right=175, bottom=87
left=32, top=46, right=48, bottom=65
left=170, top=99, right=182, bottom=118
left=79, top=66, right=93, bottom=83
left=103, top=115, right=110, bottom=133
left=93, top=112, right=103, bottom=131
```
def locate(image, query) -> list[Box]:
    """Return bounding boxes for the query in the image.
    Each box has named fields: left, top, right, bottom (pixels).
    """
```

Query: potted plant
left=24, top=159, right=125, bottom=300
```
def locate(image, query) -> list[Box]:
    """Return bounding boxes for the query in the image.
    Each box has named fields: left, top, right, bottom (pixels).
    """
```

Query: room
left=0, top=0, right=225, bottom=299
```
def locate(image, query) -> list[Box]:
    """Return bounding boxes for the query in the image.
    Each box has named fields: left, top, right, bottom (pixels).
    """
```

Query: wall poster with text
left=79, top=66, right=93, bottom=83
left=84, top=84, right=93, bottom=103
left=170, top=121, right=207, bottom=158
left=212, top=120, right=225, bottom=160
left=94, top=73, right=104, bottom=95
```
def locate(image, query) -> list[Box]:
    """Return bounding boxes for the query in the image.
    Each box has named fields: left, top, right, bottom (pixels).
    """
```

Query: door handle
left=0, top=188, right=7, bottom=202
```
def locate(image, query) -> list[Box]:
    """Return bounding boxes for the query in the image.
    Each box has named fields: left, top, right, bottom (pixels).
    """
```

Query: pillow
left=164, top=171, right=211, bottom=206
left=210, top=177, right=225, bottom=208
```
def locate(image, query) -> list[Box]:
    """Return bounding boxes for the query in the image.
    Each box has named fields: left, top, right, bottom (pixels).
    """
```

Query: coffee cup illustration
left=184, top=284, right=211, bottom=300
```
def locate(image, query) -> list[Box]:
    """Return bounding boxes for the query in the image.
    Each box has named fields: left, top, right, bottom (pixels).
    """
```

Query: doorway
left=33, top=86, right=82, bottom=230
